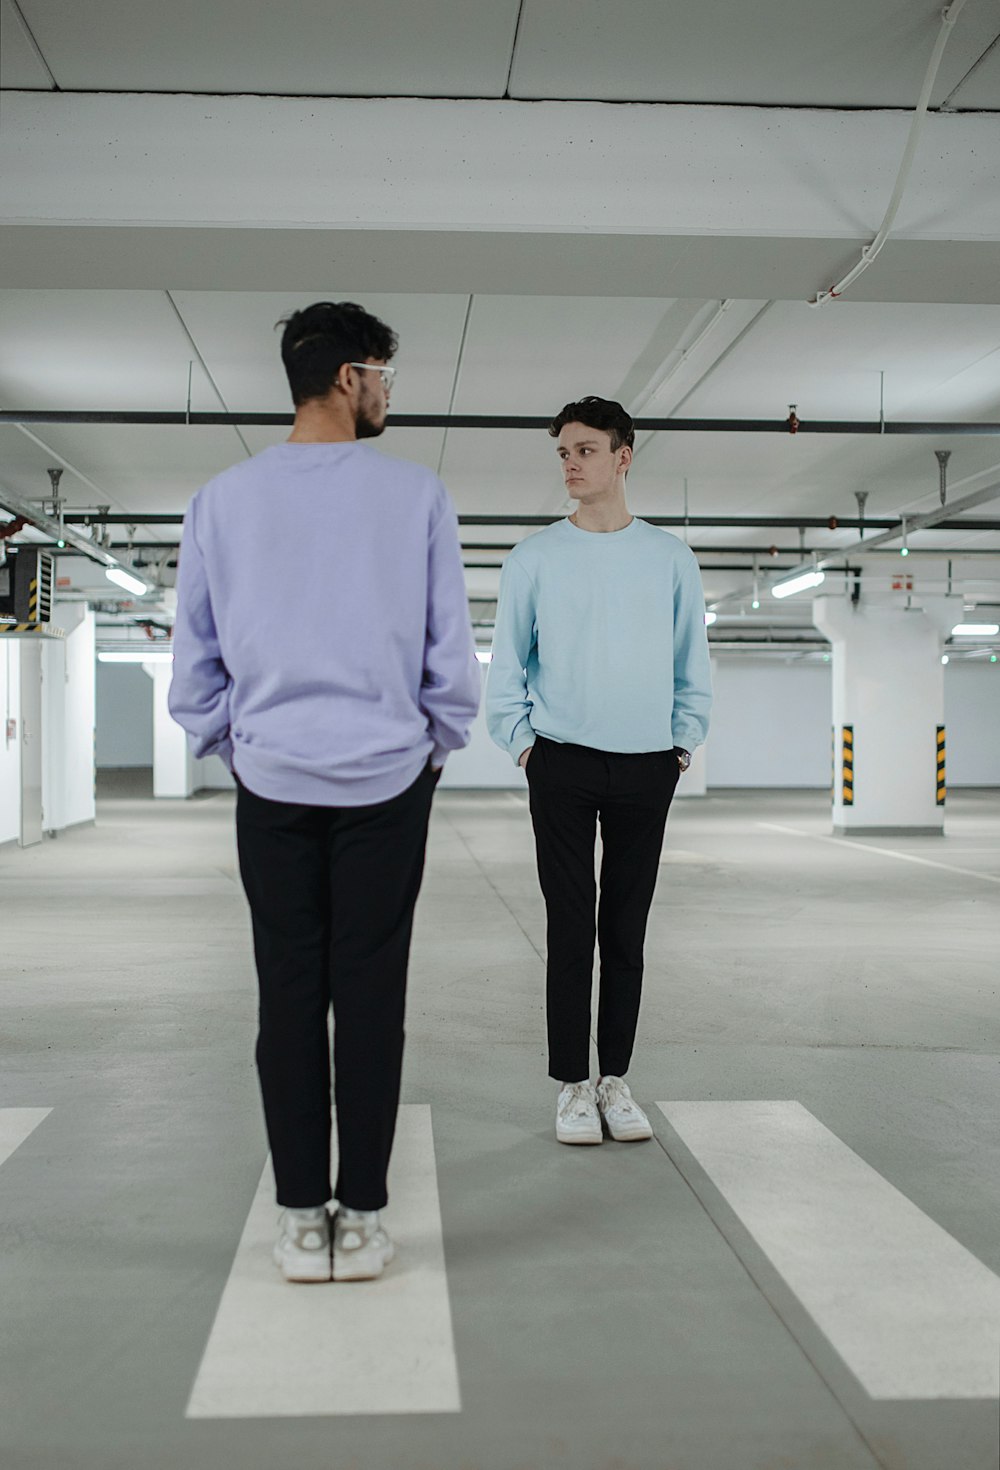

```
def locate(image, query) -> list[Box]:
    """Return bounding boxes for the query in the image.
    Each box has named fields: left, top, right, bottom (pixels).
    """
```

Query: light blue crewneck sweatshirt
left=485, top=517, right=712, bottom=762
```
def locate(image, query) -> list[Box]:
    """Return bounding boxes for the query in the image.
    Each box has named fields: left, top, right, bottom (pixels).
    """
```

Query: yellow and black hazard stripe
left=0, top=623, right=47, bottom=635
left=27, top=576, right=39, bottom=621
left=936, top=725, right=946, bottom=806
left=842, top=725, right=854, bottom=805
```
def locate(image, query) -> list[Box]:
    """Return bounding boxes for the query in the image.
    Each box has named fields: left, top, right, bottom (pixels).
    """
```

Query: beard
left=354, top=384, right=386, bottom=440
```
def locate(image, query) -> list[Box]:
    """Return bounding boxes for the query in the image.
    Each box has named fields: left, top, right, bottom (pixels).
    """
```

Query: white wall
left=707, top=659, right=833, bottom=788
left=945, top=662, right=1000, bottom=786
left=0, top=640, right=21, bottom=845
left=439, top=663, right=525, bottom=790
left=96, top=661, right=153, bottom=766
left=195, top=753, right=235, bottom=790
left=42, top=606, right=97, bottom=831
left=89, top=652, right=1000, bottom=796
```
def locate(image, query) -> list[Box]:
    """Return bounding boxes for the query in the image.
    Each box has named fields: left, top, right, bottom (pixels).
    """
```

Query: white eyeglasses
left=347, top=362, right=396, bottom=391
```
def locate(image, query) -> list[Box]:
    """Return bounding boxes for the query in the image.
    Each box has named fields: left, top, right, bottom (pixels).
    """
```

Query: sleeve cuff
left=671, top=729, right=701, bottom=754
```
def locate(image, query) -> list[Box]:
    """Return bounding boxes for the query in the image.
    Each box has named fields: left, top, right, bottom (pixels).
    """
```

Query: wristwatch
left=675, top=747, right=691, bottom=772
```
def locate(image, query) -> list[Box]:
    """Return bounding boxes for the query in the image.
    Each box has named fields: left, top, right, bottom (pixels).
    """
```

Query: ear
left=335, top=362, right=353, bottom=394
left=618, top=444, right=633, bottom=474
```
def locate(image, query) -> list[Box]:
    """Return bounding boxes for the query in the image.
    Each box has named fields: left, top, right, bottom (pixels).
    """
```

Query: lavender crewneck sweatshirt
left=168, top=441, right=480, bottom=806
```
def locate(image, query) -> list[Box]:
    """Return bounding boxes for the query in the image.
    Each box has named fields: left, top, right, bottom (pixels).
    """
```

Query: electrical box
left=0, top=548, right=54, bottom=626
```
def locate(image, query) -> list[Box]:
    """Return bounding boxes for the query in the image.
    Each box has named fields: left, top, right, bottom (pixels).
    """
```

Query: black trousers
left=235, top=763, right=437, bottom=1212
left=526, top=736, right=680, bottom=1083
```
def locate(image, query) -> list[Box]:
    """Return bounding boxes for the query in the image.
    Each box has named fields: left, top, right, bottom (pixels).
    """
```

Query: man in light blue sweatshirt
left=169, top=301, right=480, bottom=1283
left=486, top=397, right=711, bottom=1147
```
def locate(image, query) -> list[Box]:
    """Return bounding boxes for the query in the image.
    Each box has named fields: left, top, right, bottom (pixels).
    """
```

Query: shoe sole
left=333, top=1243, right=395, bottom=1282
left=602, top=1119, right=653, bottom=1142
left=556, top=1127, right=603, bottom=1145
left=273, top=1247, right=332, bottom=1284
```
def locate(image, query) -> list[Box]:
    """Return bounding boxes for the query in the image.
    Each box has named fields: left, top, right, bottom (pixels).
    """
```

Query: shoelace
left=599, top=1083, right=636, bottom=1114
left=561, top=1084, right=595, bottom=1118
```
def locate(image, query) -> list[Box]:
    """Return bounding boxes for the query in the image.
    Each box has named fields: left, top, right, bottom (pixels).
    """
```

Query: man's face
left=352, top=358, right=391, bottom=440
left=556, top=423, right=629, bottom=501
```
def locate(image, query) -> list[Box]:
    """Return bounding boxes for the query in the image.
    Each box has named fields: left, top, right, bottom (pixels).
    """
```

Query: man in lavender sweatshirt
left=169, top=301, right=480, bottom=1284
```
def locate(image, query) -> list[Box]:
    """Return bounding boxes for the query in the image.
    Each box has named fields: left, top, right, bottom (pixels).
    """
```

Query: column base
left=833, top=824, right=944, bottom=837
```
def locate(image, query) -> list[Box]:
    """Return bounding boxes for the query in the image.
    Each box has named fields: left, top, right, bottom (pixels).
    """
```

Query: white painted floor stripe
left=758, top=821, right=1000, bottom=886
left=186, top=1104, right=461, bottom=1418
left=0, top=1108, right=52, bottom=1168
left=658, top=1101, right=1000, bottom=1400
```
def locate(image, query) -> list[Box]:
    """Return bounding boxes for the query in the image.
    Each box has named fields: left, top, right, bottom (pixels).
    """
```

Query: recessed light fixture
left=105, top=566, right=148, bottom=597
left=97, top=650, right=172, bottom=664
left=704, top=611, right=718, bottom=626
left=951, top=623, right=1000, bottom=637
left=772, top=569, right=825, bottom=600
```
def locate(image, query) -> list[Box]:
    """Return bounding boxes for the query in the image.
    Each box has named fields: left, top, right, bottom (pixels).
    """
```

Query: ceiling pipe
left=2, top=410, right=1000, bottom=435
left=47, top=511, right=1000, bottom=532
left=0, top=483, right=150, bottom=586
left=810, top=0, right=969, bottom=305
left=712, top=477, right=1000, bottom=608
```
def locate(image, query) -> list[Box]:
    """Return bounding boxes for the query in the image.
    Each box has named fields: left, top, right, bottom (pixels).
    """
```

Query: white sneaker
left=273, top=1207, right=332, bottom=1283
left=555, top=1081, right=602, bottom=1145
left=596, top=1076, right=653, bottom=1141
left=333, top=1208, right=396, bottom=1281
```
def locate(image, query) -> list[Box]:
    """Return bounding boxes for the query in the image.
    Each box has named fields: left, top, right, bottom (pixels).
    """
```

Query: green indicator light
left=900, top=546, right=909, bottom=557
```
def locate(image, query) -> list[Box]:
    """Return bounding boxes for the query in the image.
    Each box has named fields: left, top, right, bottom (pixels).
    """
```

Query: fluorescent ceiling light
left=772, top=569, right=825, bottom=600
left=704, top=610, right=718, bottom=626
left=105, top=566, right=148, bottom=597
left=98, top=650, right=173, bottom=663
left=475, top=650, right=492, bottom=664
left=951, top=623, right=1000, bottom=636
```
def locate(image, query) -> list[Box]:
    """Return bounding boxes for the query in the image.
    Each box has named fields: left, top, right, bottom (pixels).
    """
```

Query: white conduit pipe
left=811, top=0, right=969, bottom=307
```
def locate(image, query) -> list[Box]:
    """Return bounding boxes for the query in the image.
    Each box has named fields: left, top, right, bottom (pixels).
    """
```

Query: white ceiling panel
left=439, top=428, right=571, bottom=516
left=634, top=428, right=1000, bottom=522
left=450, top=296, right=689, bottom=416
left=510, top=0, right=1000, bottom=108
left=0, top=291, right=223, bottom=412
left=15, top=0, right=520, bottom=95
left=0, top=0, right=52, bottom=88
left=676, top=302, right=1000, bottom=423
left=0, top=423, right=249, bottom=515
left=169, top=291, right=471, bottom=415
left=0, top=422, right=79, bottom=499
left=948, top=42, right=1000, bottom=109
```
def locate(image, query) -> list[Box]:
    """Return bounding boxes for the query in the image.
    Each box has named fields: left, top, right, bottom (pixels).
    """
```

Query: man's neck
left=569, top=489, right=633, bottom=534
left=287, top=397, right=357, bottom=444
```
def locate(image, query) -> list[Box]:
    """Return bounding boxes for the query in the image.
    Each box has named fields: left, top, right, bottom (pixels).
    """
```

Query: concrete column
left=813, top=597, right=961, bottom=836
left=148, top=662, right=194, bottom=799
left=42, top=604, right=96, bottom=833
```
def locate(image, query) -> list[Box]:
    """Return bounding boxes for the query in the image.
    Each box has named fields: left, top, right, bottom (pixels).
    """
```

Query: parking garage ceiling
left=1, top=0, right=998, bottom=616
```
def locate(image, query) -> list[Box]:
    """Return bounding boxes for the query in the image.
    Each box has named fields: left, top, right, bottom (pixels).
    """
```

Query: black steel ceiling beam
left=3, top=410, right=1000, bottom=434
left=52, top=511, right=1000, bottom=531
left=31, top=539, right=1000, bottom=561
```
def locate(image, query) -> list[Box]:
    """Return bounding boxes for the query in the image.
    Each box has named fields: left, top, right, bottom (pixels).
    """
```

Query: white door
left=19, top=640, right=43, bottom=847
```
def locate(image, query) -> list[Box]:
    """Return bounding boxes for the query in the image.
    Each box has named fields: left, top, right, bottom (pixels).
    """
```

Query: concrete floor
left=2, top=781, right=999, bottom=1470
